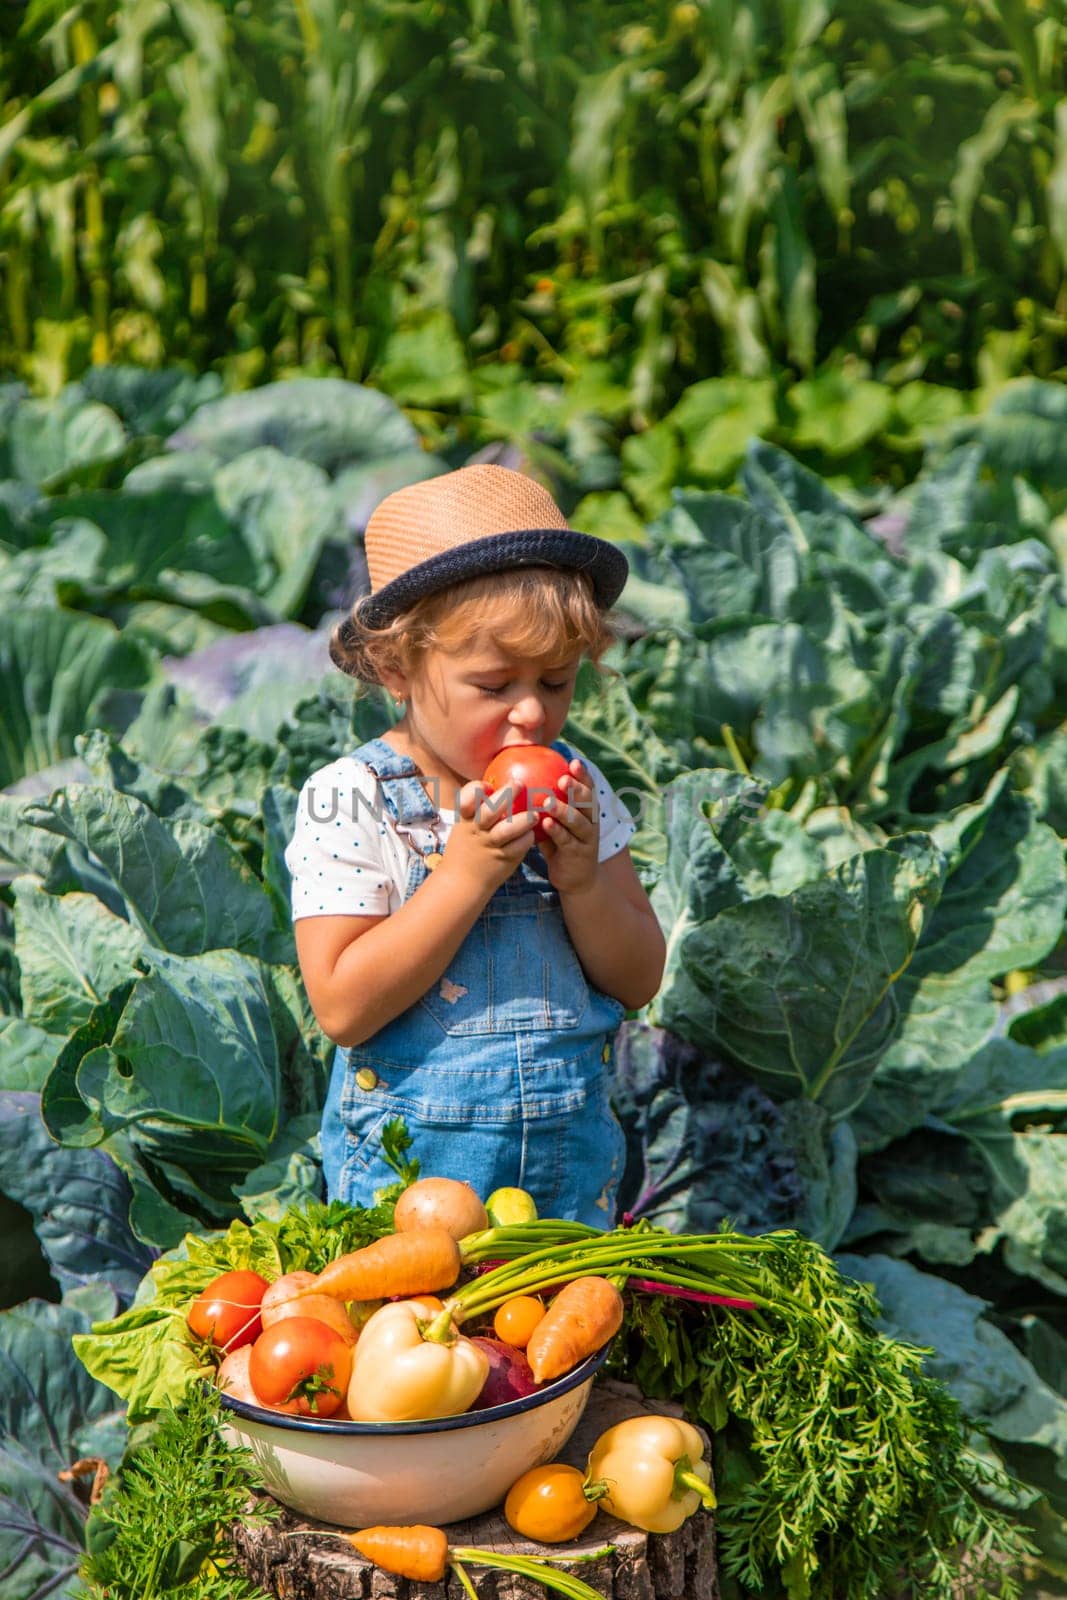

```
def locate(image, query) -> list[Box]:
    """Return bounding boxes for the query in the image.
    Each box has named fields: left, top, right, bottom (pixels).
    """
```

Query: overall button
left=355, top=1067, right=379, bottom=1092
left=601, top=1043, right=611, bottom=1063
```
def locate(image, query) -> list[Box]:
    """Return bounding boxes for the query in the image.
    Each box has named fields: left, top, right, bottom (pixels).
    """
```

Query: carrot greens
left=80, top=1385, right=276, bottom=1600
left=615, top=1255, right=1033, bottom=1600
left=455, top=1220, right=1033, bottom=1599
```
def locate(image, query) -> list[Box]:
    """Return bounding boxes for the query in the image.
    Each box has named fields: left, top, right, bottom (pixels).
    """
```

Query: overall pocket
left=338, top=1064, right=393, bottom=1174
left=419, top=891, right=588, bottom=1037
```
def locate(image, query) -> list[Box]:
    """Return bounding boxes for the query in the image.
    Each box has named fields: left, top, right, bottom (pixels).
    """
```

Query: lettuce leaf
left=73, top=1203, right=394, bottom=1420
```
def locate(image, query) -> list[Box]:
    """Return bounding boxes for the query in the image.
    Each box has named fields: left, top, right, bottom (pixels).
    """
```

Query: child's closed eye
left=476, top=681, right=571, bottom=696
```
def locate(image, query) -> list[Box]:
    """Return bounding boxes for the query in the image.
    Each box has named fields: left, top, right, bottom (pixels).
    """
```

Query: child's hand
left=441, top=780, right=537, bottom=892
left=538, top=759, right=600, bottom=896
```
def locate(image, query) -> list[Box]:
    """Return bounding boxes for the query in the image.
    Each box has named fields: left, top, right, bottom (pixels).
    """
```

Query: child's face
left=395, top=636, right=582, bottom=785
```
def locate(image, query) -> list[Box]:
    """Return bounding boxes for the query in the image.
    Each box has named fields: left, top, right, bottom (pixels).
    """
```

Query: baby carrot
left=301, top=1526, right=612, bottom=1599
left=310, top=1228, right=461, bottom=1303
left=347, top=1525, right=449, bottom=1581
left=525, top=1276, right=624, bottom=1384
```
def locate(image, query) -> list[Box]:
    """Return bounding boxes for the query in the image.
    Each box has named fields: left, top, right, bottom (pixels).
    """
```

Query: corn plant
left=1, top=0, right=1064, bottom=413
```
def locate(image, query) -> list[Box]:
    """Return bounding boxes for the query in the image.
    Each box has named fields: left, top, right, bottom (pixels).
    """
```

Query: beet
left=469, top=1336, right=540, bottom=1410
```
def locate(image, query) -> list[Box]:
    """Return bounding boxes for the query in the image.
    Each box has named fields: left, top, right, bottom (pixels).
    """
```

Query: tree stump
left=229, top=1379, right=719, bottom=1600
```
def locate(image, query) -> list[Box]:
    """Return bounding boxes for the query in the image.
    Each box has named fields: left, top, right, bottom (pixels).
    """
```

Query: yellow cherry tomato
left=504, top=1463, right=599, bottom=1543
left=492, top=1295, right=546, bottom=1349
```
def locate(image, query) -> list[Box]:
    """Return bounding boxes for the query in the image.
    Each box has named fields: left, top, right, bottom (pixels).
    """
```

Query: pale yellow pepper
left=586, top=1414, right=716, bottom=1533
left=346, top=1296, right=489, bottom=1423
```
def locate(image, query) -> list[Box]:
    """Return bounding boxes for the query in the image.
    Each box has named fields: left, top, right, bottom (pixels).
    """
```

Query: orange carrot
left=347, top=1524, right=449, bottom=1581
left=302, top=1523, right=611, bottom=1599
left=310, top=1228, right=460, bottom=1302
left=525, top=1275, right=624, bottom=1383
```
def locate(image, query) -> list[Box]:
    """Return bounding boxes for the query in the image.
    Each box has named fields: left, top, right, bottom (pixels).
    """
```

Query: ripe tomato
left=482, top=745, right=571, bottom=841
left=248, top=1317, right=354, bottom=1417
left=493, top=1295, right=546, bottom=1349
left=187, top=1270, right=269, bottom=1352
left=504, top=1462, right=599, bottom=1542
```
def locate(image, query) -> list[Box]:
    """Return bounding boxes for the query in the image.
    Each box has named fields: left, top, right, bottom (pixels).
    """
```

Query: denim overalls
left=319, top=736, right=627, bottom=1227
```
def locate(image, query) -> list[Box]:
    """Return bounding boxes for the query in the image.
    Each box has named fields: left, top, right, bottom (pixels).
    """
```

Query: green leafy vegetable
left=74, top=1201, right=397, bottom=1420
left=0, top=609, right=155, bottom=789
left=614, top=1271, right=1033, bottom=1600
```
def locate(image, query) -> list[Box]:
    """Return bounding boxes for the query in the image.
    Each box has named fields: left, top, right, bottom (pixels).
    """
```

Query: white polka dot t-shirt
left=285, top=746, right=637, bottom=920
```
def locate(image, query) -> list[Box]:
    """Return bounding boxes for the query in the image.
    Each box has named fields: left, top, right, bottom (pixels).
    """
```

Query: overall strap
left=349, top=736, right=440, bottom=832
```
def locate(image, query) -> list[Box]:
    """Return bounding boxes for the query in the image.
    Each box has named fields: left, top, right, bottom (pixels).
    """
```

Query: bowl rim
left=217, top=1338, right=612, bottom=1436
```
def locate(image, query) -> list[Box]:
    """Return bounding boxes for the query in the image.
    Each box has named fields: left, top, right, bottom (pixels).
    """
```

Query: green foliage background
left=3, top=0, right=1066, bottom=438
left=3, top=370, right=1067, bottom=1595
left=4, top=1, right=1067, bottom=1595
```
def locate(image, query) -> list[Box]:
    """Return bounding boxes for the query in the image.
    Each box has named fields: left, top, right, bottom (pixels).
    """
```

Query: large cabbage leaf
left=167, top=377, right=419, bottom=469
left=852, top=782, right=1067, bottom=1149
left=650, top=773, right=946, bottom=1117
left=0, top=1299, right=126, bottom=1600
left=0, top=611, right=155, bottom=789
left=0, top=1092, right=154, bottom=1311
left=35, top=948, right=327, bottom=1248
left=613, top=1021, right=857, bottom=1248
left=23, top=788, right=292, bottom=962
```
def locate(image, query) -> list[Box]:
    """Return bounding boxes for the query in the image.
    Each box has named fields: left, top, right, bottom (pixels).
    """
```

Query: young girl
left=285, top=464, right=666, bottom=1226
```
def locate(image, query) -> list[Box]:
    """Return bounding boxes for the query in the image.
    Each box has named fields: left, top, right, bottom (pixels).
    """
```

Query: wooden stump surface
left=230, top=1378, right=719, bottom=1600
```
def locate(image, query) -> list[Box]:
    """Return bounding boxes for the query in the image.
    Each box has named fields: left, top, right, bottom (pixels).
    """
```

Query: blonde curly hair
left=330, top=565, right=617, bottom=689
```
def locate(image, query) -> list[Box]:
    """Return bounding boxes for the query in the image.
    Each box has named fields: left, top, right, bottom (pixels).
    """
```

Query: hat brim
left=354, top=528, right=630, bottom=628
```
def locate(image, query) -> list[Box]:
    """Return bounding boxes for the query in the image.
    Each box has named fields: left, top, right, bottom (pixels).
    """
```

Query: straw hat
left=355, top=463, right=629, bottom=627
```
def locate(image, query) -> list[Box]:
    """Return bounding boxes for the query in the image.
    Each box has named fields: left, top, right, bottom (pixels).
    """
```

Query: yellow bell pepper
left=346, top=1297, right=489, bottom=1423
left=586, top=1414, right=716, bottom=1533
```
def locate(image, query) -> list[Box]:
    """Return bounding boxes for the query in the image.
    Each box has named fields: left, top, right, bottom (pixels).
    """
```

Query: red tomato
left=187, top=1270, right=269, bottom=1352
left=482, top=745, right=571, bottom=841
left=248, top=1317, right=354, bottom=1418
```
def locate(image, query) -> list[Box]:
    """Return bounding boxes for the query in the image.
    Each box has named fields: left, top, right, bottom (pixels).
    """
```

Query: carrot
left=301, top=1525, right=611, bottom=1598
left=310, top=1228, right=461, bottom=1303
left=347, top=1524, right=449, bottom=1582
left=525, top=1275, right=624, bottom=1384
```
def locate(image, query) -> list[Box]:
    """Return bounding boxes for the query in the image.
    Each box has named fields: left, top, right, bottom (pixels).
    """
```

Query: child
left=285, top=464, right=666, bottom=1226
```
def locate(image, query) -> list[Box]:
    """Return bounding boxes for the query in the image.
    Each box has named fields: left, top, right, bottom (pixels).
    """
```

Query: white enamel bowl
left=218, top=1341, right=612, bottom=1527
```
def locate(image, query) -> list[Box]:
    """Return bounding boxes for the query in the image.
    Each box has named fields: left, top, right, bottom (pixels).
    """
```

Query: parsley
left=271, top=1195, right=395, bottom=1269
left=268, top=1118, right=417, bottom=1267
left=379, top=1113, right=421, bottom=1186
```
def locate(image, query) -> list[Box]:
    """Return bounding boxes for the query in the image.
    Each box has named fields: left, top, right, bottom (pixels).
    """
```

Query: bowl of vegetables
left=196, top=1179, right=624, bottom=1527
left=218, top=1339, right=613, bottom=1527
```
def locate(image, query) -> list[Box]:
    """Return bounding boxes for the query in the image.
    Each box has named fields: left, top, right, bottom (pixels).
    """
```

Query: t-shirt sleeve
left=561, top=745, right=637, bottom=862
left=284, top=761, right=395, bottom=920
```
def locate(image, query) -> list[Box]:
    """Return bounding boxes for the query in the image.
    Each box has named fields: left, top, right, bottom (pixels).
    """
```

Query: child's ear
left=378, top=666, right=410, bottom=704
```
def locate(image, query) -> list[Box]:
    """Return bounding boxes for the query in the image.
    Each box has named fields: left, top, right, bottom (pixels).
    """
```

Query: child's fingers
left=457, top=780, right=486, bottom=820
left=559, top=773, right=597, bottom=815
left=545, top=787, right=596, bottom=835
left=468, top=783, right=521, bottom=829
left=566, top=761, right=596, bottom=799
left=488, top=809, right=538, bottom=846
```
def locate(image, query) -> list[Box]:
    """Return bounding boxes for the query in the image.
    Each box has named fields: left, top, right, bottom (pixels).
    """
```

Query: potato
left=215, top=1343, right=258, bottom=1405
left=261, top=1269, right=359, bottom=1345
